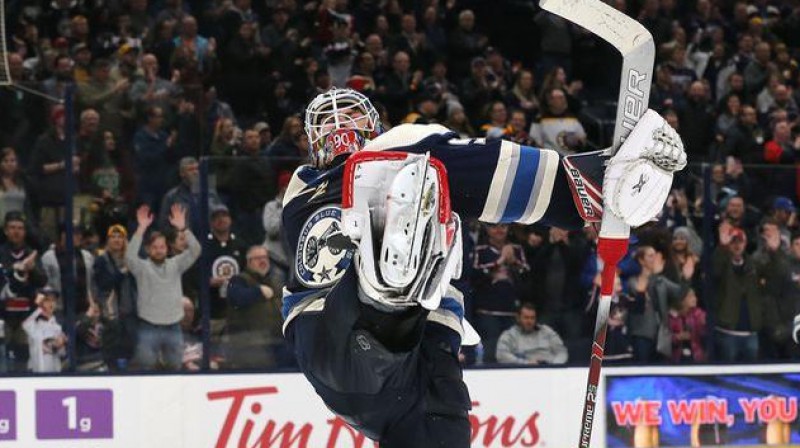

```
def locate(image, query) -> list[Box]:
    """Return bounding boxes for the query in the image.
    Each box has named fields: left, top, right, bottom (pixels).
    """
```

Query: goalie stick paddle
left=538, top=0, right=654, bottom=447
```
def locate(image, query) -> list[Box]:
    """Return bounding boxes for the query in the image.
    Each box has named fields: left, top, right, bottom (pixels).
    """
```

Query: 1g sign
left=36, top=390, right=113, bottom=439
left=0, top=391, right=16, bottom=440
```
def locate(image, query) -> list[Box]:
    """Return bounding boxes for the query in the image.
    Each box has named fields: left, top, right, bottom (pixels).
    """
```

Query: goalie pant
left=280, top=125, right=606, bottom=446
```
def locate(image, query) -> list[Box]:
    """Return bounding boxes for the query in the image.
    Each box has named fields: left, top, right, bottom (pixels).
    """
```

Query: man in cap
left=713, top=222, right=762, bottom=361
left=770, top=196, right=795, bottom=246
left=114, top=43, right=142, bottom=80
left=0, top=212, right=47, bottom=371
left=206, top=203, right=246, bottom=363
left=71, top=43, right=93, bottom=83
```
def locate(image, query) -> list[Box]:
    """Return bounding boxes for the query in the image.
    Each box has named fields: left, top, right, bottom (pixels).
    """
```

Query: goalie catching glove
left=603, top=109, right=687, bottom=227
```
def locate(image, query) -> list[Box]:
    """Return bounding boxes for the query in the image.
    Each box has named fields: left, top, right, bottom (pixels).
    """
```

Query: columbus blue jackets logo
left=296, top=206, right=354, bottom=288
left=212, top=255, right=240, bottom=279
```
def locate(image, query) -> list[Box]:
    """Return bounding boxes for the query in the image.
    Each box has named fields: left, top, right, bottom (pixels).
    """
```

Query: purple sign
left=0, top=391, right=16, bottom=440
left=36, top=390, right=113, bottom=440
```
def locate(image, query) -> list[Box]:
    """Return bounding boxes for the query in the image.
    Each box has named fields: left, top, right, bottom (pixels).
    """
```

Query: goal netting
left=0, top=2, right=64, bottom=103
left=0, top=0, right=11, bottom=86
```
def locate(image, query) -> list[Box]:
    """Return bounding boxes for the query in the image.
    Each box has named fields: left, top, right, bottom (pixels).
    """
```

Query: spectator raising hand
left=762, top=221, right=782, bottom=252
left=713, top=222, right=761, bottom=363
left=4, top=0, right=800, bottom=377
left=718, top=220, right=733, bottom=246
left=127, top=202, right=200, bottom=371
left=13, top=250, right=38, bottom=278
left=168, top=203, right=187, bottom=231
left=652, top=249, right=666, bottom=275
left=499, top=244, right=519, bottom=266
left=136, top=204, right=154, bottom=232
left=627, top=246, right=685, bottom=363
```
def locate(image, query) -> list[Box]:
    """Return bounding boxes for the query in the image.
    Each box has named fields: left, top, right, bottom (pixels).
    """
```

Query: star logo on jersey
left=298, top=180, right=329, bottom=203
left=318, top=265, right=332, bottom=281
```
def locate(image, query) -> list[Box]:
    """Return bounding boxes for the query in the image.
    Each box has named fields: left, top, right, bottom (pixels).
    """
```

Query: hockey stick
left=538, top=1, right=654, bottom=447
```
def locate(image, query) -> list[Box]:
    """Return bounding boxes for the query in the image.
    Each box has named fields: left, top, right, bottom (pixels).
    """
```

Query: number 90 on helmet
left=304, top=88, right=382, bottom=168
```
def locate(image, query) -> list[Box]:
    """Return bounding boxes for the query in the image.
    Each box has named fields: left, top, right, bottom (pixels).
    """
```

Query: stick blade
left=541, top=0, right=655, bottom=153
left=539, top=0, right=652, bottom=54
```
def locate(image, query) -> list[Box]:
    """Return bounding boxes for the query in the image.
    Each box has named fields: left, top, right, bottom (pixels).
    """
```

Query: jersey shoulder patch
left=295, top=205, right=354, bottom=288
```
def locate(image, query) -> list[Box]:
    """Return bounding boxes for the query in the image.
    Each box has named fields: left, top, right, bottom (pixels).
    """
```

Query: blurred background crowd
left=1, top=0, right=799, bottom=373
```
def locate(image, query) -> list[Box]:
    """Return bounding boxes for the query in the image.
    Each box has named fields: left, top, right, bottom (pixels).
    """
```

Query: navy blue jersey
left=280, top=124, right=594, bottom=325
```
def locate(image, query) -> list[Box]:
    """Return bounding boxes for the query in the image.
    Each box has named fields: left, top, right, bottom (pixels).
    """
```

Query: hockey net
left=0, top=2, right=63, bottom=103
left=0, top=0, right=10, bottom=86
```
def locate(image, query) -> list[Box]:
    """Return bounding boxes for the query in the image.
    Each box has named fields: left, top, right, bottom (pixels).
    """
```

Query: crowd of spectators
left=1, top=0, right=799, bottom=373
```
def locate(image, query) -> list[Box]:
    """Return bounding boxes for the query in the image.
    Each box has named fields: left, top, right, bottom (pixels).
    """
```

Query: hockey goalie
left=280, top=88, right=686, bottom=447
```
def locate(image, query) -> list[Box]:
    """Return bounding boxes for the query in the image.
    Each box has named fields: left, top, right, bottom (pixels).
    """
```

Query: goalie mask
left=304, top=88, right=383, bottom=168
